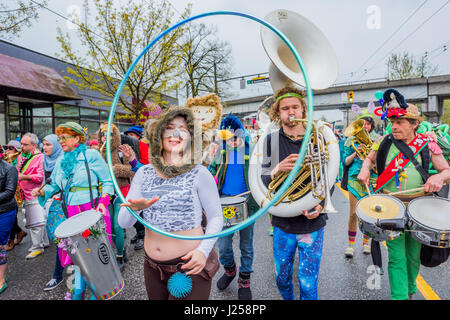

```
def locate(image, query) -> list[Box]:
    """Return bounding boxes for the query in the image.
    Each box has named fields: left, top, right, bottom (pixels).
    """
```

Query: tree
left=0, top=0, right=47, bottom=39
left=386, top=52, right=438, bottom=80
left=56, top=0, right=191, bottom=125
left=179, top=23, right=233, bottom=99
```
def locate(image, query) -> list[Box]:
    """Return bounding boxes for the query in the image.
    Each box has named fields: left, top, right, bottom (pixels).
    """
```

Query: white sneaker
left=26, top=250, right=43, bottom=259
left=363, top=244, right=371, bottom=255
left=345, top=247, right=354, bottom=258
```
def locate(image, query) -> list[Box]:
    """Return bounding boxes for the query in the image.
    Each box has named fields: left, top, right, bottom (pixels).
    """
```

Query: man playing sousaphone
left=261, top=86, right=327, bottom=300
left=358, top=88, right=450, bottom=300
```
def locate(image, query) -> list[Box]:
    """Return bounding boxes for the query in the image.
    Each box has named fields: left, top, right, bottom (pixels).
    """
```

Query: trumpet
left=344, top=119, right=373, bottom=160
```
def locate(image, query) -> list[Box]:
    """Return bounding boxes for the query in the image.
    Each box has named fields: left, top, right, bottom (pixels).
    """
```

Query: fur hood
left=97, top=124, right=122, bottom=160
left=149, top=106, right=203, bottom=178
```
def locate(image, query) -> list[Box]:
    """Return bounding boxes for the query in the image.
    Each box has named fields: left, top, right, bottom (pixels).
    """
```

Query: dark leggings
left=143, top=253, right=213, bottom=300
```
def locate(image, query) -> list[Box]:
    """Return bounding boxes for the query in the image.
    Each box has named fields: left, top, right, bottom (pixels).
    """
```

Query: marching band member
left=118, top=107, right=223, bottom=300
left=17, top=133, right=49, bottom=259
left=358, top=89, right=450, bottom=300
left=3, top=140, right=26, bottom=251
left=98, top=123, right=135, bottom=270
left=208, top=113, right=259, bottom=300
left=343, top=111, right=380, bottom=258
left=0, top=157, right=19, bottom=294
left=261, top=86, right=327, bottom=300
left=32, top=122, right=115, bottom=299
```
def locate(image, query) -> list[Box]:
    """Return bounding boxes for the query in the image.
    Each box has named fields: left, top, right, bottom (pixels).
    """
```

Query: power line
left=349, top=0, right=429, bottom=81
left=360, top=0, right=450, bottom=79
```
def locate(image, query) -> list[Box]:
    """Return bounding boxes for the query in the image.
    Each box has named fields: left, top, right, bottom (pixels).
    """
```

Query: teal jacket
left=208, top=145, right=259, bottom=216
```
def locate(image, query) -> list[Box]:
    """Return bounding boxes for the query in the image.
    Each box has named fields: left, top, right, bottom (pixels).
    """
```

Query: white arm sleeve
left=196, top=166, right=224, bottom=258
left=117, top=166, right=144, bottom=229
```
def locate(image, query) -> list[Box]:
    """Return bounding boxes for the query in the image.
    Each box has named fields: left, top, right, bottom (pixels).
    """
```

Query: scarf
left=43, top=134, right=64, bottom=172
left=60, top=143, right=87, bottom=179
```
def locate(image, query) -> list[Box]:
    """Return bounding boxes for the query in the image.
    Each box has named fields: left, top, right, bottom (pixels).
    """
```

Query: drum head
left=220, top=196, right=247, bottom=206
left=357, top=194, right=405, bottom=223
left=54, top=210, right=102, bottom=238
left=408, top=197, right=450, bottom=231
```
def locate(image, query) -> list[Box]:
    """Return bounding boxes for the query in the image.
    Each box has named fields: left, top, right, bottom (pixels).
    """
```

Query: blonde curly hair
left=269, top=86, right=307, bottom=125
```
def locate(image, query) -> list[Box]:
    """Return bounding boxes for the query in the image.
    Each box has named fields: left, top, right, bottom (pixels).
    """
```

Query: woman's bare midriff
left=144, top=226, right=203, bottom=261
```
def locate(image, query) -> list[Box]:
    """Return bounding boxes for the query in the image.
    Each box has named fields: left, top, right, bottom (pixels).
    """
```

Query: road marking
left=335, top=182, right=441, bottom=300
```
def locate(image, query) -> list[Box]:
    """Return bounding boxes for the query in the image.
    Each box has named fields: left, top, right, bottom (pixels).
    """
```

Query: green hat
left=57, top=122, right=87, bottom=136
left=356, top=109, right=374, bottom=120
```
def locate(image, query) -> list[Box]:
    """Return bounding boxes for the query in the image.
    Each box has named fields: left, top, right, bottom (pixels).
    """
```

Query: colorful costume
left=208, top=113, right=258, bottom=300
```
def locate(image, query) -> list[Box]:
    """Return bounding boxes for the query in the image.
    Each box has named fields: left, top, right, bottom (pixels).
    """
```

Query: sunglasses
left=2, top=146, right=17, bottom=151
left=57, top=135, right=75, bottom=142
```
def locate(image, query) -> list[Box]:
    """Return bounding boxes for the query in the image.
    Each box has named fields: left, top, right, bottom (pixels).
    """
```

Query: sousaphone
left=249, top=9, right=340, bottom=217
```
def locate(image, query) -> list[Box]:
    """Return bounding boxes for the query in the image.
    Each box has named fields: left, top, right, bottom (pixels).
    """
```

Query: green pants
left=109, top=197, right=125, bottom=256
left=386, top=232, right=422, bottom=300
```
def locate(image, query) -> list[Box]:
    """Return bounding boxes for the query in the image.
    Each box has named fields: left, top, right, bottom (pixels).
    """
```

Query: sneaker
left=217, top=265, right=237, bottom=291
left=345, top=247, right=354, bottom=258
left=134, top=238, right=144, bottom=251
left=130, top=235, right=138, bottom=244
left=26, top=250, right=43, bottom=259
left=363, top=244, right=371, bottom=255
left=44, top=278, right=63, bottom=291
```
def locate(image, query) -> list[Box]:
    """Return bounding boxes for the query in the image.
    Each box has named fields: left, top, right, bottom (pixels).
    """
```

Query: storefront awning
left=0, top=53, right=82, bottom=101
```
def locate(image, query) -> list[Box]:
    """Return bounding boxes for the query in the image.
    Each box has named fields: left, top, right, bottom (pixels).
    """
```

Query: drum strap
left=82, top=151, right=98, bottom=208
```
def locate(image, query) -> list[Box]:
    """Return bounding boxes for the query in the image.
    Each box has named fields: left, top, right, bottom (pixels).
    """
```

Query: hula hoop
left=106, top=11, right=315, bottom=240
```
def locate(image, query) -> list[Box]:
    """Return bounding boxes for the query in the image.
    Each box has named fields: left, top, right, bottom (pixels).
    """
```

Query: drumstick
left=230, top=191, right=252, bottom=198
left=365, top=184, right=371, bottom=196
left=387, top=186, right=424, bottom=196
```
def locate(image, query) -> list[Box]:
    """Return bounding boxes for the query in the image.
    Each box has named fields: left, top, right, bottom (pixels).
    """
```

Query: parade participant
left=32, top=122, right=115, bottom=299
left=98, top=123, right=135, bottom=270
left=124, top=125, right=150, bottom=165
left=343, top=111, right=380, bottom=258
left=2, top=141, right=26, bottom=251
left=118, top=107, right=222, bottom=300
left=0, top=158, right=19, bottom=294
left=358, top=89, right=450, bottom=300
left=41, top=134, right=65, bottom=291
left=17, top=133, right=49, bottom=259
left=260, top=86, right=327, bottom=300
left=208, top=113, right=259, bottom=300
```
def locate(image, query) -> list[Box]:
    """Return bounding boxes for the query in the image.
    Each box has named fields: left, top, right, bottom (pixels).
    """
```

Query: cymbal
left=358, top=195, right=402, bottom=220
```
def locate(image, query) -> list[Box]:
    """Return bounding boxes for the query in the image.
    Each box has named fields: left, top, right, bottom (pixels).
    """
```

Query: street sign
left=247, top=77, right=270, bottom=84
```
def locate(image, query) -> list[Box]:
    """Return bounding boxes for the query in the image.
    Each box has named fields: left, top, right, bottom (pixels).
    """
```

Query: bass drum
left=248, top=120, right=339, bottom=217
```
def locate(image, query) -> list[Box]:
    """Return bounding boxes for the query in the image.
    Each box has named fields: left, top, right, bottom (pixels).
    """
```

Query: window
left=33, top=117, right=53, bottom=138
left=54, top=104, right=79, bottom=117
left=55, top=118, right=76, bottom=127
left=81, top=120, right=101, bottom=140
left=80, top=108, right=100, bottom=121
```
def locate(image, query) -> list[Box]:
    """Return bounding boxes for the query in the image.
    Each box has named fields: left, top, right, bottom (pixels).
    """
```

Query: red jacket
left=139, top=141, right=150, bottom=165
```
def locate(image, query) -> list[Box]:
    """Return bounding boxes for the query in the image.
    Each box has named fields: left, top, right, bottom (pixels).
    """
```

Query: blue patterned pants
left=273, top=227, right=324, bottom=300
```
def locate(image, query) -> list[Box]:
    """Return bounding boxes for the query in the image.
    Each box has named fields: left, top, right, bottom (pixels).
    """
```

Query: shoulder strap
left=82, top=151, right=96, bottom=208
left=391, top=137, right=429, bottom=183
left=376, top=134, right=393, bottom=174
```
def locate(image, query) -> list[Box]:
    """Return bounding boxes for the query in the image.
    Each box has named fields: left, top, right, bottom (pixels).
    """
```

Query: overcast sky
left=7, top=0, right=450, bottom=114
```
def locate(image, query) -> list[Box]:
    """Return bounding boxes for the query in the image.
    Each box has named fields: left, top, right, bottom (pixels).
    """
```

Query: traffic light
left=347, top=91, right=354, bottom=103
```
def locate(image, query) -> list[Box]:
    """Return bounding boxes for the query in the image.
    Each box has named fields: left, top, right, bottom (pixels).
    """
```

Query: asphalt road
left=1, top=188, right=448, bottom=301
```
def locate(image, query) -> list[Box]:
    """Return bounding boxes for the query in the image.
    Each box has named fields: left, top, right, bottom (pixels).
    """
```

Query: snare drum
left=54, top=210, right=124, bottom=300
left=220, top=196, right=248, bottom=228
left=356, top=194, right=406, bottom=242
left=406, top=196, right=450, bottom=248
left=23, top=199, right=46, bottom=228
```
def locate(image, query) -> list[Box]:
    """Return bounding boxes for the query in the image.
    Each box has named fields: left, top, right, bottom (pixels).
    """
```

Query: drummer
left=358, top=89, right=450, bottom=300
left=208, top=113, right=259, bottom=300
left=32, top=122, right=115, bottom=300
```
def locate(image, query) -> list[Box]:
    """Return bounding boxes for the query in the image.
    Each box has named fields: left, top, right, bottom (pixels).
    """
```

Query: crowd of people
left=0, top=86, right=449, bottom=301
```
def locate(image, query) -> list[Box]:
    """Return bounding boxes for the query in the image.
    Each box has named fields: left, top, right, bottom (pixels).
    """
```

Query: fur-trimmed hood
left=149, top=106, right=203, bottom=178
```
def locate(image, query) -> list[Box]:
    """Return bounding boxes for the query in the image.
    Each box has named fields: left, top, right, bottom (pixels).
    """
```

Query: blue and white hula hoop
left=106, top=11, right=314, bottom=240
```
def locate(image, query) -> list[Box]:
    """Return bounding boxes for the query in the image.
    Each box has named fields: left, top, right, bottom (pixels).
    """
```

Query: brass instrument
left=266, top=116, right=337, bottom=214
left=344, top=119, right=373, bottom=160
left=249, top=9, right=340, bottom=216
